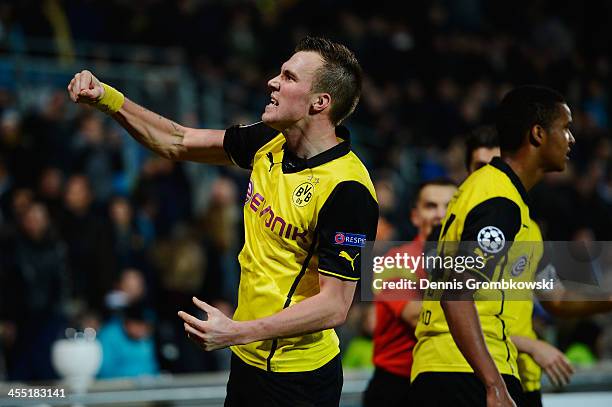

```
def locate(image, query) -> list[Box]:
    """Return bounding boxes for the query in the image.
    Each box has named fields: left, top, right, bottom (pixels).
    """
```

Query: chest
left=242, top=153, right=332, bottom=249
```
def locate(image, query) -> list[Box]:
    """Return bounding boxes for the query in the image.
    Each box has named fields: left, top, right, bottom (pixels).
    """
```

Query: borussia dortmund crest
left=292, top=182, right=314, bottom=207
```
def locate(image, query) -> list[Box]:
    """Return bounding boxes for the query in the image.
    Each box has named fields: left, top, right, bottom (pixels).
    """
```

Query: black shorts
left=410, top=372, right=525, bottom=407
left=523, top=390, right=543, bottom=407
left=224, top=352, right=343, bottom=407
left=363, top=367, right=412, bottom=407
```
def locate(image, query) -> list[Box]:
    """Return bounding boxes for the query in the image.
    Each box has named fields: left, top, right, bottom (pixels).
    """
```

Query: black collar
left=281, top=126, right=351, bottom=174
left=489, top=157, right=531, bottom=208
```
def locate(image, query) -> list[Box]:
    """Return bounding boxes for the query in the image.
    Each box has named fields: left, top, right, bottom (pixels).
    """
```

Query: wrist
left=521, top=337, right=537, bottom=355
left=233, top=320, right=254, bottom=345
left=484, top=374, right=506, bottom=389
left=96, top=83, right=125, bottom=114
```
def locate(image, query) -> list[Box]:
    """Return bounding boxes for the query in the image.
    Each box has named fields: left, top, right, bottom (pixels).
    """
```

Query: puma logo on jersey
left=267, top=152, right=281, bottom=172
left=339, top=251, right=359, bottom=271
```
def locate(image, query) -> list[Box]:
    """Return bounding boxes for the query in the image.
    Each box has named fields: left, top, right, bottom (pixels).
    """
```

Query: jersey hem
left=411, top=364, right=520, bottom=382
left=319, top=268, right=360, bottom=281
left=230, top=345, right=340, bottom=373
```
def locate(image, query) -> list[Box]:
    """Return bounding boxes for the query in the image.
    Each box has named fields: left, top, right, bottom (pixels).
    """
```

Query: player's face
left=411, top=185, right=457, bottom=238
left=263, top=51, right=323, bottom=130
left=542, top=103, right=575, bottom=172
left=469, top=146, right=500, bottom=174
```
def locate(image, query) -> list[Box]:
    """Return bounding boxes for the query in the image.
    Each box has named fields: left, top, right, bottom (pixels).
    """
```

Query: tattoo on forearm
left=169, top=120, right=185, bottom=139
left=123, top=103, right=186, bottom=159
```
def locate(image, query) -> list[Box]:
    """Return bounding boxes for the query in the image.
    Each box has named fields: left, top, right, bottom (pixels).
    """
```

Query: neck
left=501, top=152, right=544, bottom=191
left=282, top=119, right=339, bottom=159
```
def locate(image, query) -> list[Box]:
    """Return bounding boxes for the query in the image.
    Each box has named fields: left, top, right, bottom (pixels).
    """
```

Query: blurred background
left=0, top=0, right=611, bottom=405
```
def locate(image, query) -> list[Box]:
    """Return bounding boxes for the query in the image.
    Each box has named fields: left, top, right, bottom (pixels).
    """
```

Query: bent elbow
left=336, top=310, right=348, bottom=327
left=329, top=308, right=349, bottom=328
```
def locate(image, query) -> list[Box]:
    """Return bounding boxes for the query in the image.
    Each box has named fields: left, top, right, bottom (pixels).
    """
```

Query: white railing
left=0, top=366, right=611, bottom=406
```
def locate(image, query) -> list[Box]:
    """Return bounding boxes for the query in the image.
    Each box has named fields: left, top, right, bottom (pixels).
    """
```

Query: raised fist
left=67, top=70, right=104, bottom=105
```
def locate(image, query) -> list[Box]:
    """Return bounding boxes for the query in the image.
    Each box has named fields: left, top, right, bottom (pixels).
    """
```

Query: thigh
left=226, top=354, right=343, bottom=407
left=311, top=355, right=343, bottom=407
left=224, top=353, right=250, bottom=407
left=267, top=355, right=343, bottom=407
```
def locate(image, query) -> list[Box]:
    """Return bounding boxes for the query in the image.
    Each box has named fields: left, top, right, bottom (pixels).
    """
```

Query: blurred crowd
left=0, top=0, right=612, bottom=382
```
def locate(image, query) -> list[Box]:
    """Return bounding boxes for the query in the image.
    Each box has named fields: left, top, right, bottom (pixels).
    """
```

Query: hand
left=177, top=297, right=242, bottom=351
left=530, top=339, right=574, bottom=387
left=67, top=70, right=104, bottom=104
left=486, top=383, right=516, bottom=407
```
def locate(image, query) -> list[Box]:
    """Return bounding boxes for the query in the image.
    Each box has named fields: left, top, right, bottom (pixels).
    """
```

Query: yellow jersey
left=223, top=122, right=378, bottom=372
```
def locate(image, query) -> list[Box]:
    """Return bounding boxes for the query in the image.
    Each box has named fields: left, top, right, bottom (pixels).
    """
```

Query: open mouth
left=268, top=95, right=279, bottom=107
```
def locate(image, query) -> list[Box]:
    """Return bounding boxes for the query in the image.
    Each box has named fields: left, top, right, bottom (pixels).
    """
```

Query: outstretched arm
left=67, top=70, right=230, bottom=164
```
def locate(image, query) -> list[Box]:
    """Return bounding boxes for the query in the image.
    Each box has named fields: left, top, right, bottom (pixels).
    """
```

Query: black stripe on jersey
left=495, top=255, right=514, bottom=372
left=441, top=214, right=456, bottom=240
left=266, top=232, right=320, bottom=372
left=495, top=290, right=514, bottom=373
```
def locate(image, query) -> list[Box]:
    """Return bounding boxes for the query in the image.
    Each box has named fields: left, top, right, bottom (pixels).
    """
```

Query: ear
left=529, top=124, right=545, bottom=147
left=311, top=93, right=331, bottom=113
left=410, top=207, right=419, bottom=228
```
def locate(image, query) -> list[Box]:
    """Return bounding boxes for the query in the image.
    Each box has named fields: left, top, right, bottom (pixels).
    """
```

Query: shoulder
left=329, top=153, right=377, bottom=200
left=321, top=180, right=378, bottom=214
left=223, top=122, right=282, bottom=169
left=452, top=169, right=520, bottom=216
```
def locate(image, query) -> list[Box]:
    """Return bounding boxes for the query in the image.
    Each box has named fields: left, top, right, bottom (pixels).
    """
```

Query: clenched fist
left=67, top=70, right=104, bottom=105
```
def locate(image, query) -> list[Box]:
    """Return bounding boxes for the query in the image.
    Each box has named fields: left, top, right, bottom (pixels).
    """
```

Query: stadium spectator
left=5, top=202, right=69, bottom=381
left=97, top=301, right=159, bottom=379
left=195, top=176, right=241, bottom=307
left=59, top=174, right=115, bottom=311
left=0, top=154, right=12, bottom=224
left=36, top=167, right=64, bottom=223
left=70, top=112, right=117, bottom=204
left=104, top=268, right=147, bottom=314
left=108, top=196, right=148, bottom=272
